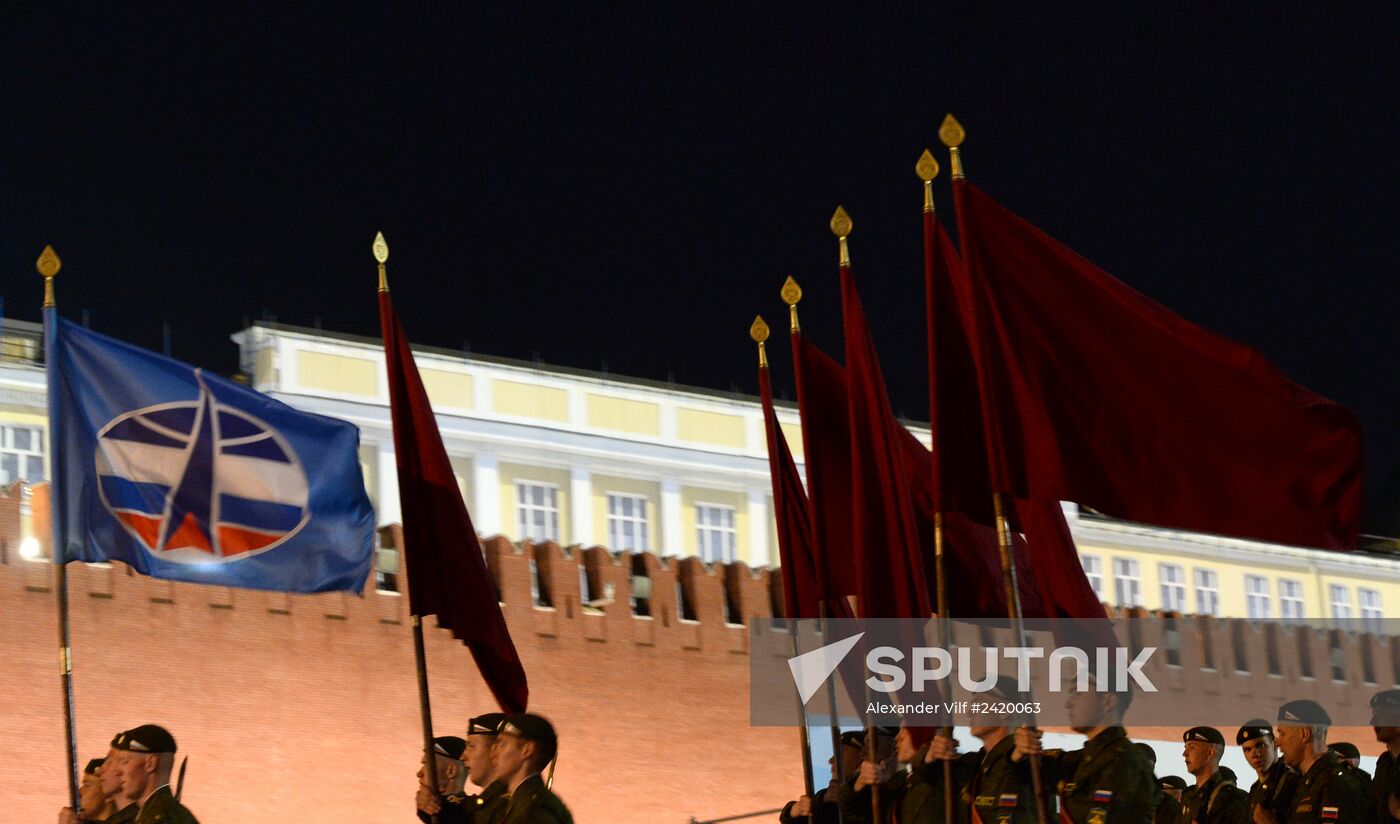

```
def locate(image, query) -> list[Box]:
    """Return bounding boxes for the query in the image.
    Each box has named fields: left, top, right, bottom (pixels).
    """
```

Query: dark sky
left=5, top=5, right=1398, bottom=530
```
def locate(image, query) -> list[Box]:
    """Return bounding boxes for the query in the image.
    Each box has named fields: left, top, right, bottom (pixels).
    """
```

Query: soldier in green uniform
left=1326, top=745, right=1370, bottom=793
left=837, top=724, right=953, bottom=823
left=826, top=728, right=897, bottom=822
left=59, top=732, right=141, bottom=824
left=487, top=713, right=573, bottom=823
left=416, top=736, right=472, bottom=823
left=106, top=725, right=199, bottom=824
left=780, top=731, right=865, bottom=824
left=925, top=675, right=1035, bottom=824
left=1237, top=719, right=1298, bottom=824
left=1367, top=689, right=1400, bottom=823
left=1255, top=700, right=1367, bottom=824
left=1012, top=675, right=1156, bottom=823
left=463, top=714, right=509, bottom=823
left=1177, top=726, right=1247, bottom=824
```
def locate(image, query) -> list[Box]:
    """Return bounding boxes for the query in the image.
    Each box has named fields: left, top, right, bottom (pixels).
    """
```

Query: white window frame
left=0, top=424, right=45, bottom=485
left=1331, top=584, right=1353, bottom=627
left=1279, top=579, right=1305, bottom=625
left=694, top=503, right=737, bottom=564
left=1361, top=588, right=1383, bottom=634
left=1159, top=563, right=1186, bottom=613
left=606, top=492, right=650, bottom=552
left=1194, top=568, right=1221, bottom=617
left=515, top=481, right=561, bottom=543
left=1080, top=555, right=1103, bottom=601
left=1245, top=575, right=1271, bottom=620
left=1112, top=557, right=1142, bottom=608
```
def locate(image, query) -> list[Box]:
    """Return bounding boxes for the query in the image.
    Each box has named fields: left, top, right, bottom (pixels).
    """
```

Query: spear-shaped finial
left=830, top=206, right=852, bottom=268
left=939, top=114, right=966, bottom=180
left=750, top=315, right=771, bottom=368
left=37, top=245, right=61, bottom=309
left=780, top=276, right=803, bottom=333
left=916, top=148, right=941, bottom=212
left=373, top=231, right=390, bottom=292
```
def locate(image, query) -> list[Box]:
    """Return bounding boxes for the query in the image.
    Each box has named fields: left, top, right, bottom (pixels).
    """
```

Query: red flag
left=952, top=181, right=1363, bottom=550
left=380, top=291, right=529, bottom=713
left=924, top=207, right=1105, bottom=624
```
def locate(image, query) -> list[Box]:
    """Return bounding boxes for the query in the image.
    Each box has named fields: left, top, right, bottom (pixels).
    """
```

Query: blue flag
left=45, top=311, right=375, bottom=593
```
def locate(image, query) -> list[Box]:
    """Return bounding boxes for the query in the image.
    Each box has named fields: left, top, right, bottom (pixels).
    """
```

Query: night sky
left=6, top=5, right=1398, bottom=531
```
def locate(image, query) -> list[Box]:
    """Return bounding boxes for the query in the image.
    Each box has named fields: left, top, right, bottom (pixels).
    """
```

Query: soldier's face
left=99, top=748, right=123, bottom=797
left=465, top=734, right=496, bottom=788
left=1374, top=726, right=1400, bottom=746
left=1182, top=740, right=1216, bottom=775
left=839, top=743, right=863, bottom=778
left=1273, top=725, right=1306, bottom=767
left=79, top=771, right=105, bottom=812
left=491, top=731, right=530, bottom=778
left=1241, top=736, right=1277, bottom=772
left=1064, top=690, right=1106, bottom=733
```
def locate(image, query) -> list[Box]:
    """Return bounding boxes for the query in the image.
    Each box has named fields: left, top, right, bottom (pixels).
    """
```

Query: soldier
left=74, top=758, right=116, bottom=822
left=838, top=724, right=950, bottom=823
left=1326, top=744, right=1371, bottom=792
left=464, top=714, right=509, bottom=822
left=488, top=713, right=573, bottom=823
left=1255, top=699, right=1366, bottom=824
left=417, top=736, right=471, bottom=823
left=925, top=675, right=1036, bottom=824
left=105, top=725, right=199, bottom=824
left=59, top=733, right=141, bottom=824
left=1012, top=675, right=1156, bottom=823
left=1237, top=719, right=1299, bottom=824
left=1160, top=778, right=1187, bottom=803
left=827, top=728, right=897, bottom=822
left=1178, top=727, right=1247, bottom=824
left=780, top=731, right=865, bottom=824
left=1368, top=688, right=1400, bottom=822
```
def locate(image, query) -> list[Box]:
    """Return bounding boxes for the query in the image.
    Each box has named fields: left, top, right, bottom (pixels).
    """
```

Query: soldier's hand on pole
left=793, top=795, right=815, bottom=816
left=416, top=783, right=442, bottom=814
left=58, top=807, right=79, bottom=824
left=925, top=734, right=959, bottom=762
left=1011, top=727, right=1043, bottom=762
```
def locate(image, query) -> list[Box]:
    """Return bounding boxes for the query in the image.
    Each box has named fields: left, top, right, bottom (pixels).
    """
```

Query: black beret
left=112, top=724, right=177, bottom=754
left=1184, top=726, right=1225, bottom=745
left=988, top=675, right=1029, bottom=705
left=433, top=736, right=467, bottom=760
left=1278, top=699, right=1331, bottom=726
left=1132, top=742, right=1157, bottom=764
left=1329, top=742, right=1361, bottom=760
left=1160, top=776, right=1188, bottom=791
left=84, top=758, right=104, bottom=775
left=498, top=713, right=557, bottom=748
left=1237, top=719, right=1273, bottom=744
left=468, top=713, right=506, bottom=736
left=838, top=731, right=866, bottom=749
left=1371, top=689, right=1400, bottom=725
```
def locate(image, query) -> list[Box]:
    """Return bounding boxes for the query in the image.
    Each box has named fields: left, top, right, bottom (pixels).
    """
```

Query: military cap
left=1133, top=742, right=1157, bottom=765
left=1278, top=699, right=1331, bottom=726
left=433, top=736, right=467, bottom=760
left=468, top=713, right=506, bottom=736
left=498, top=713, right=558, bottom=747
left=1236, top=718, right=1273, bottom=744
left=1371, top=688, right=1400, bottom=725
left=1183, top=726, right=1226, bottom=745
left=838, top=731, right=866, bottom=749
left=1160, top=776, right=1188, bottom=791
left=84, top=758, right=104, bottom=775
left=112, top=724, right=177, bottom=754
left=1329, top=742, right=1361, bottom=760
left=987, top=674, right=1028, bottom=704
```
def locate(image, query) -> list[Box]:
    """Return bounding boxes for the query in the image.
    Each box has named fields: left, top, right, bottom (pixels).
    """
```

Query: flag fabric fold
left=952, top=181, right=1363, bottom=550
left=46, top=312, right=374, bottom=593
left=757, top=363, right=825, bottom=621
left=380, top=291, right=529, bottom=713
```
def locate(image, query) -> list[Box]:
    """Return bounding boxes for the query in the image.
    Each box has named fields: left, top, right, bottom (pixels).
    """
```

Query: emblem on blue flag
left=47, top=314, right=375, bottom=593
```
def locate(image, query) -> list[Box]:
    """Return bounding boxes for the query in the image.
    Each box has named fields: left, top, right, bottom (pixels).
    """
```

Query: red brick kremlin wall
left=0, top=484, right=797, bottom=824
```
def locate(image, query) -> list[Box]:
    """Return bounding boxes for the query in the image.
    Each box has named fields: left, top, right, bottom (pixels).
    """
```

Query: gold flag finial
left=830, top=206, right=852, bottom=267
left=750, top=315, right=770, bottom=368
left=916, top=149, right=940, bottom=212
left=780, top=276, right=803, bottom=333
left=939, top=114, right=966, bottom=180
left=37, top=245, right=61, bottom=308
left=373, top=231, right=389, bottom=292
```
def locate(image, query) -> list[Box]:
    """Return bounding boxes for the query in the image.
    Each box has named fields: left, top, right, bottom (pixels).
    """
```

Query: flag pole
left=752, top=317, right=817, bottom=799
left=829, top=211, right=880, bottom=824
left=375, top=233, right=441, bottom=824
left=40, top=245, right=80, bottom=814
left=940, top=115, right=1051, bottom=824
left=916, top=151, right=956, bottom=824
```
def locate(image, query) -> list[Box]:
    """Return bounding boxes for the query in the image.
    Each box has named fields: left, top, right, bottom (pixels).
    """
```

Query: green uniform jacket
left=133, top=787, right=198, bottom=824
left=489, top=775, right=572, bottom=824
left=948, top=736, right=1035, bottom=824
left=1177, top=767, right=1247, bottom=824
left=833, top=744, right=969, bottom=824
left=418, top=781, right=508, bottom=824
left=1370, top=751, right=1400, bottom=823
left=1034, top=727, right=1155, bottom=824
left=1284, top=751, right=1368, bottom=824
left=1246, top=761, right=1300, bottom=823
left=95, top=802, right=139, bottom=824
